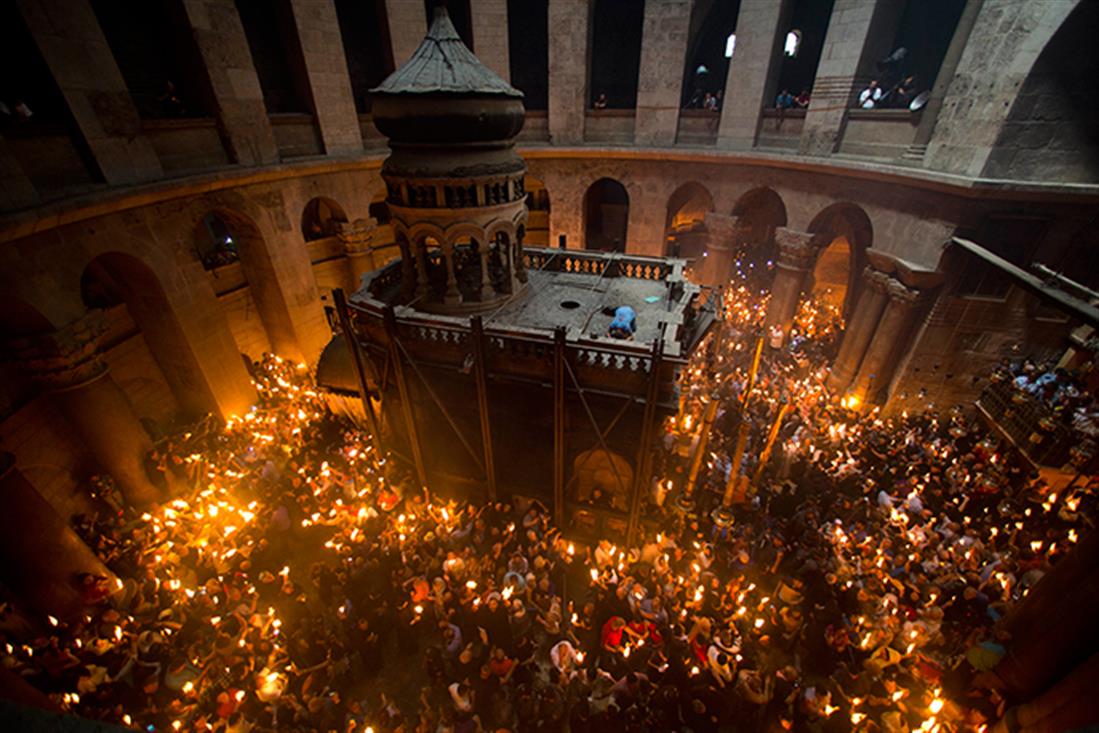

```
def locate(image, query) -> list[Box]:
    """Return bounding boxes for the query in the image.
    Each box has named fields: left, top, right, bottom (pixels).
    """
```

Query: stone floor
left=487, top=270, right=676, bottom=342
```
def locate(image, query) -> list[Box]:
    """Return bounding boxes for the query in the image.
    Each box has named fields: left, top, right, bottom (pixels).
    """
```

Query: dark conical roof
left=371, top=6, right=522, bottom=98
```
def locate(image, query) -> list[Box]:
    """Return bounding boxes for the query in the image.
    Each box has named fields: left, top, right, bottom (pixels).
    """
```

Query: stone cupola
left=370, top=4, right=529, bottom=313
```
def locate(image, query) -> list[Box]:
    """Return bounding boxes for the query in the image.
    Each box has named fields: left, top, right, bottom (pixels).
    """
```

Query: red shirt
left=602, top=617, right=626, bottom=648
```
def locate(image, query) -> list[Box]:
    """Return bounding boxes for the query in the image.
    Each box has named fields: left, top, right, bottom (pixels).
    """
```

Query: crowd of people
left=1, top=274, right=1095, bottom=733
left=992, top=358, right=1099, bottom=439
left=855, top=76, right=921, bottom=111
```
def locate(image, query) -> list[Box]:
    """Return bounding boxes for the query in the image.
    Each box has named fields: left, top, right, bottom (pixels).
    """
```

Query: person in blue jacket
left=608, top=306, right=636, bottom=340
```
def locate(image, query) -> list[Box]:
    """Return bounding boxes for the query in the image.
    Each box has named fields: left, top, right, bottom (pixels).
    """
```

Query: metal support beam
left=470, top=316, right=497, bottom=501
left=332, top=289, right=384, bottom=455
left=393, top=337, right=485, bottom=473
left=627, top=339, right=664, bottom=546
left=950, top=237, right=1099, bottom=328
left=553, top=327, right=566, bottom=529
left=563, top=359, right=632, bottom=508
left=383, top=306, right=427, bottom=488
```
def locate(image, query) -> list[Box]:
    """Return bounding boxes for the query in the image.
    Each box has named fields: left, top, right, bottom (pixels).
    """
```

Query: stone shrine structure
left=318, top=8, right=714, bottom=543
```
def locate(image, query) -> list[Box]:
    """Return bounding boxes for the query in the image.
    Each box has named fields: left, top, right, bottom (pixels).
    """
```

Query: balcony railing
left=976, top=377, right=1089, bottom=469
left=345, top=248, right=715, bottom=404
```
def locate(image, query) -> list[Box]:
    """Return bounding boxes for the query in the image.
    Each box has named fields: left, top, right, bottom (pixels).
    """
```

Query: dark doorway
left=583, top=179, right=629, bottom=251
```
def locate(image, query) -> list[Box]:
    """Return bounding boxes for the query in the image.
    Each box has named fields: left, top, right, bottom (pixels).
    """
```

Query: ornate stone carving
left=7, top=313, right=108, bottom=390
left=773, top=227, right=818, bottom=271
left=885, top=278, right=920, bottom=305
left=337, top=218, right=378, bottom=256
left=702, top=212, right=740, bottom=244
left=862, top=267, right=894, bottom=294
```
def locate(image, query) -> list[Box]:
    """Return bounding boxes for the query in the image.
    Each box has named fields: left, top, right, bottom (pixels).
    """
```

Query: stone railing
left=523, top=248, right=681, bottom=282
left=347, top=249, right=707, bottom=404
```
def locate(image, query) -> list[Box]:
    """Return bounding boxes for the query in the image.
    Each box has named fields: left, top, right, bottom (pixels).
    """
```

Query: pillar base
left=711, top=504, right=737, bottom=528
left=673, top=491, right=696, bottom=515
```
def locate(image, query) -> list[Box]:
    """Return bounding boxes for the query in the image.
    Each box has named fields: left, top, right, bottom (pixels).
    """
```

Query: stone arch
left=583, top=178, right=629, bottom=252
left=664, top=182, right=715, bottom=261
left=81, top=252, right=216, bottom=418
left=731, top=186, right=788, bottom=281
left=983, top=0, right=1099, bottom=184
left=927, top=1, right=1082, bottom=178
left=444, top=222, right=487, bottom=248
left=301, top=196, right=350, bottom=242
left=485, top=219, right=518, bottom=245
left=806, top=202, right=873, bottom=318
left=195, top=208, right=304, bottom=363
left=571, top=447, right=633, bottom=511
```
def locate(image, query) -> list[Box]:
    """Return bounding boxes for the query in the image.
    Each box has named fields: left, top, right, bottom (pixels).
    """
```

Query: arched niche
left=572, top=447, right=633, bottom=511
left=81, top=252, right=213, bottom=418
left=810, top=235, right=852, bottom=313
left=664, top=182, right=715, bottom=262
left=196, top=208, right=303, bottom=362
left=301, top=197, right=350, bottom=242
left=731, top=186, right=788, bottom=285
left=807, top=203, right=873, bottom=319
left=583, top=178, right=629, bottom=252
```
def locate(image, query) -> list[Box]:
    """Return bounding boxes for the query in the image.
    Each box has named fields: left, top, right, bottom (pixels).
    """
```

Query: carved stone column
left=441, top=242, right=461, bottom=304
left=338, top=218, right=379, bottom=292
left=478, top=243, right=494, bottom=300
left=0, top=453, right=119, bottom=619
left=764, top=228, right=817, bottom=338
left=398, top=238, right=417, bottom=298
left=696, top=213, right=741, bottom=287
left=514, top=232, right=528, bottom=283
left=10, top=315, right=160, bottom=506
left=849, top=278, right=921, bottom=404
left=413, top=242, right=430, bottom=299
left=502, top=237, right=518, bottom=293
left=827, top=267, right=892, bottom=393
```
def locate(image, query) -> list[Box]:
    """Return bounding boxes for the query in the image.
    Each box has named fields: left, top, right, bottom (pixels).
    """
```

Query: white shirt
left=859, top=86, right=882, bottom=109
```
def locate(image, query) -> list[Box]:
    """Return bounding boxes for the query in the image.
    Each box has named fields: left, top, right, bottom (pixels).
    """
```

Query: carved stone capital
left=337, top=218, right=378, bottom=256
left=7, top=313, right=108, bottom=390
left=885, top=278, right=919, bottom=305
left=862, top=267, right=894, bottom=294
left=703, top=212, right=740, bottom=239
left=773, top=227, right=818, bottom=270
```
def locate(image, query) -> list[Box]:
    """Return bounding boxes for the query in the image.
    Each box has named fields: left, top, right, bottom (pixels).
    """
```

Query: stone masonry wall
left=925, top=0, right=1080, bottom=179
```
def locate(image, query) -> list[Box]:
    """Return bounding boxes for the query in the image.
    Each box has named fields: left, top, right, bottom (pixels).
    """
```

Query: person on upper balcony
left=858, top=80, right=882, bottom=109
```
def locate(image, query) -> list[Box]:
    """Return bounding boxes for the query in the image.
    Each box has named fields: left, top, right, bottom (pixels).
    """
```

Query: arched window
left=301, top=197, right=349, bottom=242
left=680, top=1, right=741, bottom=109
left=785, top=30, right=802, bottom=57
left=196, top=213, right=239, bottom=270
